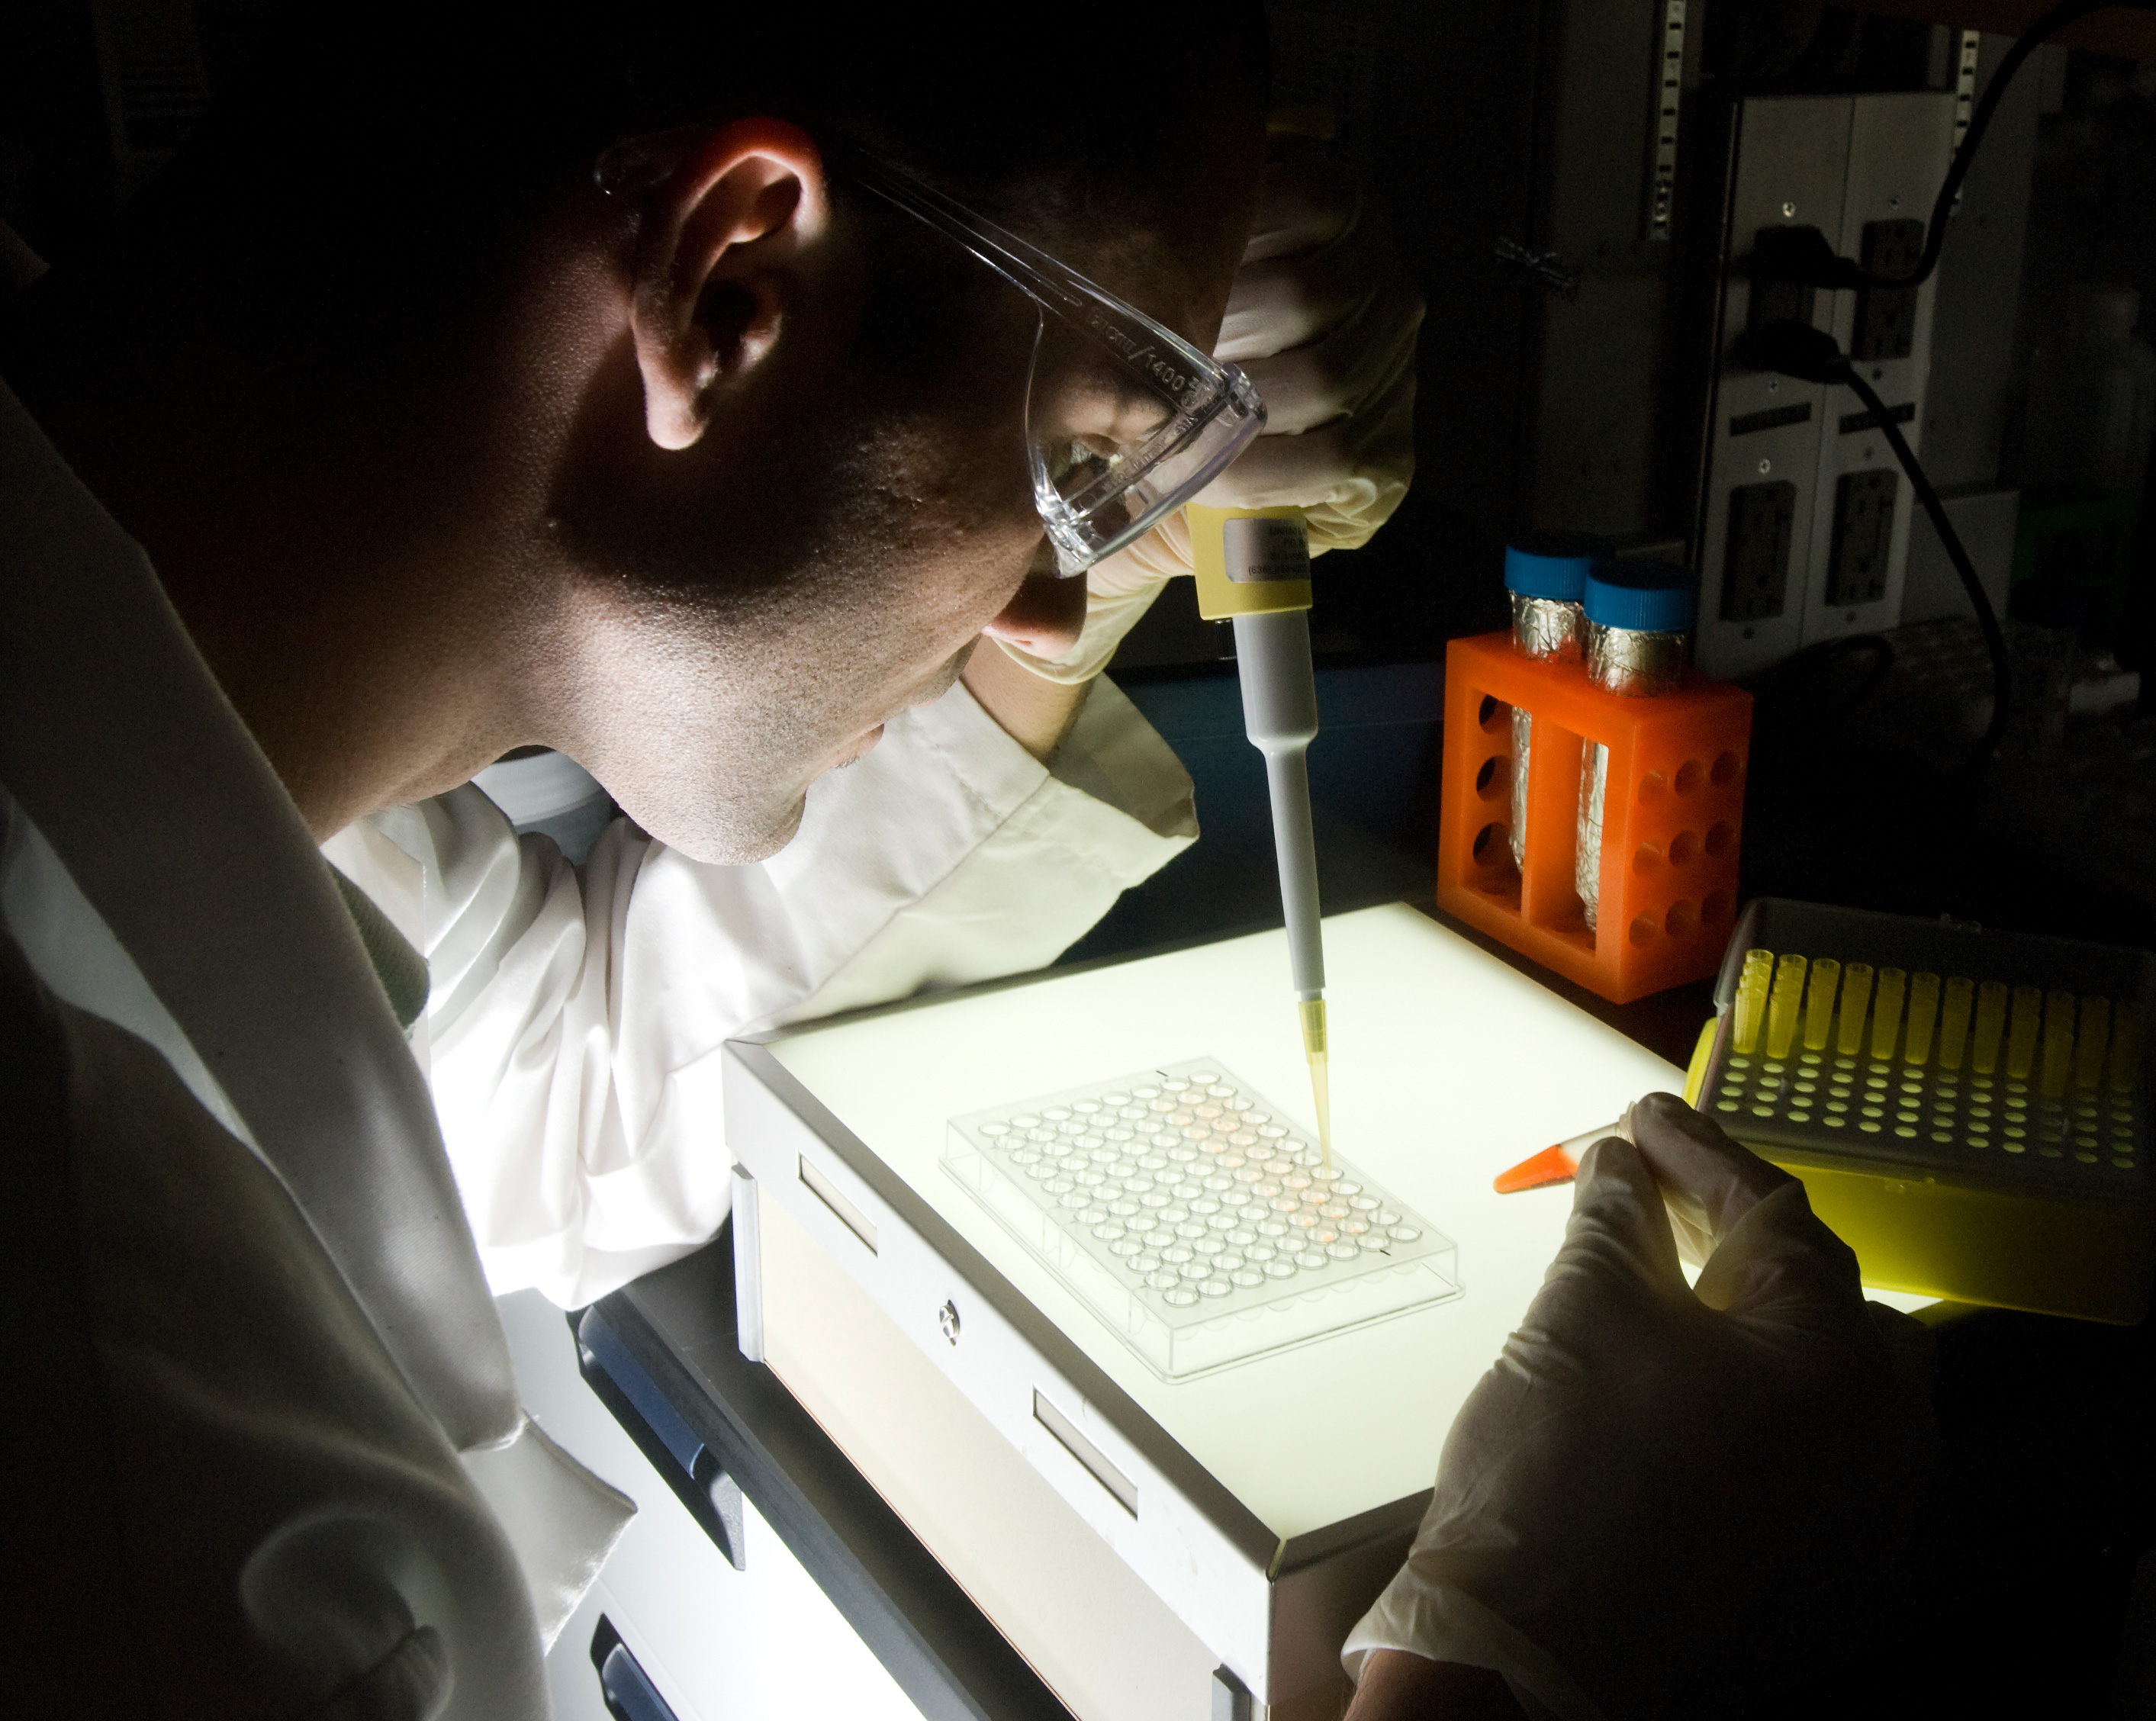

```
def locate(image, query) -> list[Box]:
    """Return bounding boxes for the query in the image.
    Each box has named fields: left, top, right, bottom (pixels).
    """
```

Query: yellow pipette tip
left=1299, top=997, right=1331, bottom=1176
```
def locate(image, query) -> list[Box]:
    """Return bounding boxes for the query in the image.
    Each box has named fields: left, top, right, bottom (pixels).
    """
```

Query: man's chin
left=826, top=724, right=886, bottom=772
left=639, top=793, right=806, bottom=867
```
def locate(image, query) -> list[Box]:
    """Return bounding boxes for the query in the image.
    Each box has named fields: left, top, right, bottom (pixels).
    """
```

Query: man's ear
left=628, top=118, right=829, bottom=451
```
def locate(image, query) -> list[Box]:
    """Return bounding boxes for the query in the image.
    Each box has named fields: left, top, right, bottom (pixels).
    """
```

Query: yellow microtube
left=1733, top=973, right=1768, bottom=1056
left=1903, top=973, right=1941, bottom=1066
left=2039, top=990, right=2076, bottom=1099
left=1837, top=963, right=1875, bottom=1058
left=2108, top=1002, right=2142, bottom=1094
left=1972, top=980, right=2010, bottom=1074
left=1939, top=976, right=1975, bottom=1072
left=1803, top=959, right=1840, bottom=1051
left=2006, top=984, right=2043, bottom=1081
left=1870, top=968, right=1907, bottom=1063
left=1766, top=954, right=1807, bottom=1060
left=2074, top=997, right=2111, bottom=1091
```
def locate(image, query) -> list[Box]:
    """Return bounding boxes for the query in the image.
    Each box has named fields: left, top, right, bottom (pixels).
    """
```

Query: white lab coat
left=323, top=673, right=1198, bottom=1308
left=0, top=345, right=1193, bottom=1715
left=0, top=378, right=627, bottom=1717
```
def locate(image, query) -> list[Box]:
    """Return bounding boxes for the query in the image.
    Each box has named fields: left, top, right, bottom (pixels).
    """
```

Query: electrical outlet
left=1826, top=470, right=1898, bottom=604
left=1722, top=481, right=1797, bottom=621
left=1697, top=97, right=1854, bottom=680
left=1746, top=227, right=1819, bottom=335
left=1706, top=92, right=1950, bottom=671
left=1796, top=93, right=1955, bottom=650
left=1852, top=218, right=1923, bottom=361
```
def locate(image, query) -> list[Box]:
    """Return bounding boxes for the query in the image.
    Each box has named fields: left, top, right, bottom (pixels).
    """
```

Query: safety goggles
left=833, top=143, right=1265, bottom=575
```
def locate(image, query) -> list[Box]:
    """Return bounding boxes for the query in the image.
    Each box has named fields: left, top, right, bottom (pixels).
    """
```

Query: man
left=0, top=4, right=1929, bottom=1716
left=312, top=113, right=1423, bottom=1310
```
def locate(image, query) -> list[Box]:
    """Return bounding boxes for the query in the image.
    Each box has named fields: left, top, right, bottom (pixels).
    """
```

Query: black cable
left=1799, top=0, right=2155, bottom=293
left=1841, top=368, right=2013, bottom=762
left=1736, top=319, right=2012, bottom=766
left=1724, top=5, right=2156, bottom=752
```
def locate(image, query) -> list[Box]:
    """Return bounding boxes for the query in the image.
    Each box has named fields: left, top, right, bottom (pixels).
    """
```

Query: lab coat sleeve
left=324, top=676, right=1195, bottom=1308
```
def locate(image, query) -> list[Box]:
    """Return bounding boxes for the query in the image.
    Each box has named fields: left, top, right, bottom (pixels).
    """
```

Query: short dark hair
left=92, top=1, right=1267, bottom=355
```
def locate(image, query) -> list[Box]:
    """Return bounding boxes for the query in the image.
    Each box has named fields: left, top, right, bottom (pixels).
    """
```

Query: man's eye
left=1051, top=440, right=1119, bottom=494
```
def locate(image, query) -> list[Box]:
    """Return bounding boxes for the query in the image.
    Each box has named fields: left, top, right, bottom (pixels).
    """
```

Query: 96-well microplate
left=944, top=1060, right=1459, bottom=1380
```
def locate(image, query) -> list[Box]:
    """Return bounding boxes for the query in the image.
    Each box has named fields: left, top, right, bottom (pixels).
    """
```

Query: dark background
left=7, top=2, right=2156, bottom=1712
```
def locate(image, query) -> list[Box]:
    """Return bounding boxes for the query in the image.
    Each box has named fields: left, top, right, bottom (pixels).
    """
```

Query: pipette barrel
left=1233, top=610, right=1324, bottom=1000
left=2074, top=997, right=2111, bottom=1090
left=1939, top=976, right=1975, bottom=1072
left=1837, top=963, right=1875, bottom=1058
left=1263, top=750, right=1324, bottom=996
left=1972, top=980, right=2010, bottom=1073
left=1229, top=604, right=1332, bottom=1169
left=2041, top=990, right=2077, bottom=1098
left=1870, top=968, right=1907, bottom=1063
left=1804, top=959, right=1840, bottom=1052
left=2006, top=985, right=2043, bottom=1080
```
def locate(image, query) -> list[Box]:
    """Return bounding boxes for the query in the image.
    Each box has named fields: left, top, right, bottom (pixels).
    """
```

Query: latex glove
left=1003, top=134, right=1423, bottom=684
left=1343, top=1092, right=1936, bottom=1721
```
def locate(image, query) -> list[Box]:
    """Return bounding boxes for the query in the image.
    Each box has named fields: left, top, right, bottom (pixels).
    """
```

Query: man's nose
left=980, top=567, right=1086, bottom=662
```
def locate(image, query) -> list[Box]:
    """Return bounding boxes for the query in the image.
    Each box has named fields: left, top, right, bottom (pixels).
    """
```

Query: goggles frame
left=829, top=141, right=1265, bottom=575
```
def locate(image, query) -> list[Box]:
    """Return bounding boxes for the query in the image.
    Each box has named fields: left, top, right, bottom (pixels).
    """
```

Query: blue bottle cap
left=1503, top=535, right=1600, bottom=601
left=1584, top=561, right=1697, bottom=633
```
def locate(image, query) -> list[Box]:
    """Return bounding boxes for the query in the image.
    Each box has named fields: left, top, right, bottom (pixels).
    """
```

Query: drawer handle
left=1034, top=1389, right=1138, bottom=1517
left=799, top=1153, right=878, bottom=1255
left=589, top=1616, right=679, bottom=1721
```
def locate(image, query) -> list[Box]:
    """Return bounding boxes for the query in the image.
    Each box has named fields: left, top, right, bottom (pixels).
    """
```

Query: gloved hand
left=1003, top=132, right=1423, bottom=684
left=1343, top=1092, right=1936, bottom=1721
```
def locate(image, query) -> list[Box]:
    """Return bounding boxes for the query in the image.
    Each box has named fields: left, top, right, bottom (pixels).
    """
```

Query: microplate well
left=944, top=1058, right=1459, bottom=1380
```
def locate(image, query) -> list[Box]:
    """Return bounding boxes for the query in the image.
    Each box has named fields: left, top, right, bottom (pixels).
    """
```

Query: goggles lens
left=835, top=143, right=1264, bottom=574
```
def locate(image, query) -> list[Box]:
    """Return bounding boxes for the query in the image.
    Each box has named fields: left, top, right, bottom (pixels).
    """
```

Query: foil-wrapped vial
left=1575, top=562, right=1695, bottom=931
left=1502, top=539, right=1594, bottom=873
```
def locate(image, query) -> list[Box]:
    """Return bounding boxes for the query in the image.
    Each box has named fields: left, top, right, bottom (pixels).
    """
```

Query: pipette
left=1186, top=501, right=1331, bottom=1173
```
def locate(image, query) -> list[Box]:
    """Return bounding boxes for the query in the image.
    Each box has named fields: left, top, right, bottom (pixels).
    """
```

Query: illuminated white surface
left=771, top=904, right=1682, bottom=1538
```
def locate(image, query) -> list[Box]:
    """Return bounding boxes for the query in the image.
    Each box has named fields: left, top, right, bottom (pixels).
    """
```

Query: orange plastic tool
left=1493, top=1142, right=1582, bottom=1193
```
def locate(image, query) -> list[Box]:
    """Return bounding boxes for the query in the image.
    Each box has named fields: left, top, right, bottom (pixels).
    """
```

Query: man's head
left=5, top=2, right=1267, bottom=858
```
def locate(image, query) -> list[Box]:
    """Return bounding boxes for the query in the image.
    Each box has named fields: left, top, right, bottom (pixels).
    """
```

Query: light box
left=725, top=905, right=1685, bottom=1718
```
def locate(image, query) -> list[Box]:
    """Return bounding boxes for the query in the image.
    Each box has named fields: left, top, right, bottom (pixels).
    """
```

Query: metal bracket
left=732, top=1163, right=764, bottom=1363
left=1212, top=1665, right=1253, bottom=1721
left=1951, top=27, right=1982, bottom=212
left=1646, top=0, right=1688, bottom=241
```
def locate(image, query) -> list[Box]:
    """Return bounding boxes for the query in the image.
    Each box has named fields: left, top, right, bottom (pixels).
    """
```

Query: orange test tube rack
left=1436, top=631, right=1752, bottom=1004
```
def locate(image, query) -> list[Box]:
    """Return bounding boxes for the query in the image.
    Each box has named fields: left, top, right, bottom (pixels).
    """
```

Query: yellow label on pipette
left=1186, top=503, right=1313, bottom=619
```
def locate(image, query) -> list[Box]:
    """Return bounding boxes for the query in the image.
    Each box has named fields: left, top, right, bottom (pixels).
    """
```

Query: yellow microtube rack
left=1704, top=899, right=2156, bottom=1324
